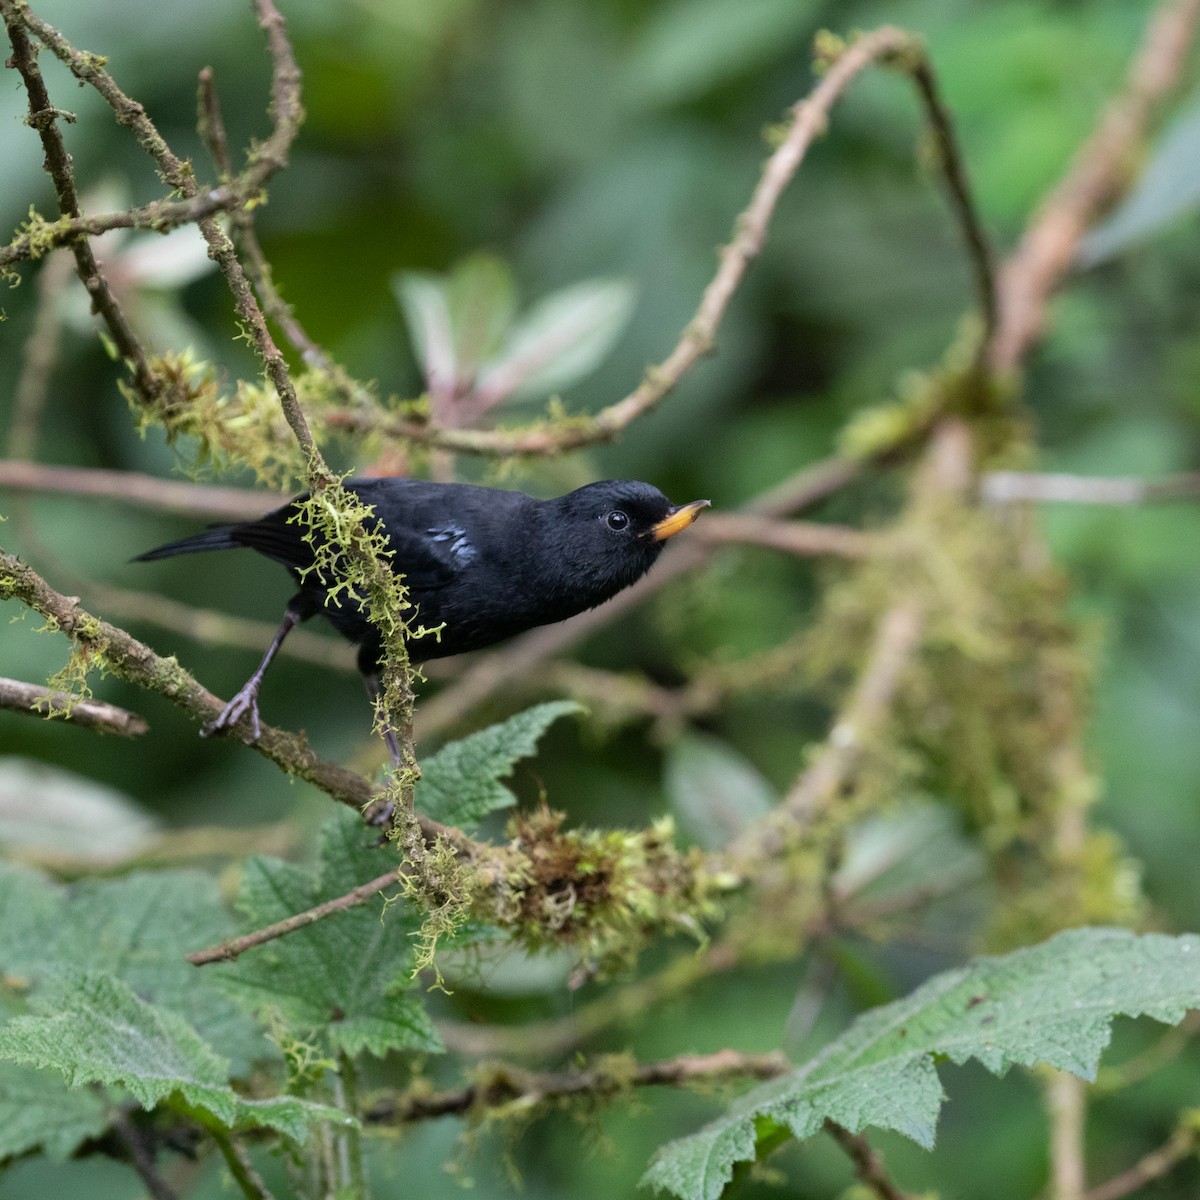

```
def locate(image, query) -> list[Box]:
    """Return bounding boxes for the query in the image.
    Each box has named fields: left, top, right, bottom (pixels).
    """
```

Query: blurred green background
left=3, top=0, right=1200, bottom=1196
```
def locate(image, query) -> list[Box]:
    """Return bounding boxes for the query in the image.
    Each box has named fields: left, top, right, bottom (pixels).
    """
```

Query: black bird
left=136, top=478, right=710, bottom=754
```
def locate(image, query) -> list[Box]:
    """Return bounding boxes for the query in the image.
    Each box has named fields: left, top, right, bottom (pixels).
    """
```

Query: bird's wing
left=231, top=504, right=462, bottom=591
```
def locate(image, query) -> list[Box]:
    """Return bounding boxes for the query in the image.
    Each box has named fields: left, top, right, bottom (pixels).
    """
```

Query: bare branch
left=186, top=869, right=400, bottom=965
left=363, top=1048, right=789, bottom=1123
left=0, top=460, right=275, bottom=520
left=0, top=676, right=148, bottom=736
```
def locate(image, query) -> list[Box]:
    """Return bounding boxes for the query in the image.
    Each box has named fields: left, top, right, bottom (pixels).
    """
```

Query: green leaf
left=1078, top=89, right=1200, bottom=265
left=642, top=928, right=1200, bottom=1199
left=0, top=970, right=237, bottom=1123
left=665, top=734, right=775, bottom=850
left=476, top=280, right=635, bottom=405
left=0, top=971, right=349, bottom=1143
left=417, top=700, right=583, bottom=828
left=0, top=863, right=265, bottom=1070
left=215, top=808, right=441, bottom=1058
left=0, top=1060, right=108, bottom=1160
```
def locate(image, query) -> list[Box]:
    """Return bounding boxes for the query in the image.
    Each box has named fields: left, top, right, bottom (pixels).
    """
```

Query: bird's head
left=542, top=480, right=710, bottom=600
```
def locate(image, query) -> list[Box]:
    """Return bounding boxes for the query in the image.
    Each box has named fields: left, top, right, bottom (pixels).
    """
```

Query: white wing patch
left=426, top=524, right=477, bottom=566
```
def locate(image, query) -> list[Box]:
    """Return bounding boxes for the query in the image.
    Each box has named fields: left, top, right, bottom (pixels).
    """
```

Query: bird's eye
left=605, top=510, right=630, bottom=531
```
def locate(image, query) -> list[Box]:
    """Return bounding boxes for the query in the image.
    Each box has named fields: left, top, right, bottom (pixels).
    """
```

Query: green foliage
left=0, top=862, right=264, bottom=1066
left=0, top=970, right=346, bottom=1139
left=416, top=699, right=583, bottom=827
left=643, top=928, right=1200, bottom=1200
left=0, top=1062, right=107, bottom=1161
left=215, top=808, right=441, bottom=1058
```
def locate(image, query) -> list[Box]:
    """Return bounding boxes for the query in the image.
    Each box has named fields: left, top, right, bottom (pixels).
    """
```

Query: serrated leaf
left=0, top=972, right=346, bottom=1144
left=417, top=701, right=583, bottom=828
left=0, top=863, right=265, bottom=1071
left=665, top=734, right=775, bottom=850
left=0, top=970, right=236, bottom=1123
left=642, top=928, right=1200, bottom=1200
left=475, top=279, right=635, bottom=405
left=0, top=1060, right=108, bottom=1160
left=215, top=808, right=441, bottom=1058
left=1078, top=89, right=1200, bottom=265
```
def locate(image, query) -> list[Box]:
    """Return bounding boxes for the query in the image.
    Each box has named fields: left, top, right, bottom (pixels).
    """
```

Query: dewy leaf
left=0, top=863, right=265, bottom=1071
left=416, top=700, right=583, bottom=828
left=475, top=279, right=635, bottom=405
left=1077, top=88, right=1200, bottom=265
left=642, top=928, right=1200, bottom=1200
left=0, top=1060, right=108, bottom=1160
left=0, top=970, right=237, bottom=1124
left=215, top=808, right=441, bottom=1058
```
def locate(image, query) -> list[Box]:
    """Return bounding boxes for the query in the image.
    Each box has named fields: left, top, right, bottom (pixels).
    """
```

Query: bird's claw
left=202, top=686, right=263, bottom=741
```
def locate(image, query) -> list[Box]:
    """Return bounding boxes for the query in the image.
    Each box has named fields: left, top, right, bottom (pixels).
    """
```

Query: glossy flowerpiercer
left=137, top=478, right=710, bottom=755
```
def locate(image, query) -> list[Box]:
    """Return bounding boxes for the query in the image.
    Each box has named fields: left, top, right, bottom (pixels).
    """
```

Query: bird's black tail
left=133, top=526, right=242, bottom=562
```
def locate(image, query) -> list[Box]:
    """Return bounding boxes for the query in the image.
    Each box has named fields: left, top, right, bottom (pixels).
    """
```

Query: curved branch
left=325, top=26, right=992, bottom=457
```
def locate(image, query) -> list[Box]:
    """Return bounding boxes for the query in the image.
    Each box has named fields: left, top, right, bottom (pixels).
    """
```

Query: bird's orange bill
left=649, top=499, right=711, bottom=541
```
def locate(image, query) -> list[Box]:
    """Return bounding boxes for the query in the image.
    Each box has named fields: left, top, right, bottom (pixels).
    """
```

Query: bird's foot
left=202, top=684, right=263, bottom=741
left=364, top=798, right=394, bottom=831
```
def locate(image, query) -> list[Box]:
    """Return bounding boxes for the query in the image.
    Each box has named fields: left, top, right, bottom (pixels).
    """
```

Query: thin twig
left=824, top=1121, right=916, bottom=1200
left=0, top=676, right=148, bottom=736
left=989, top=0, right=1200, bottom=373
left=187, top=869, right=400, bottom=964
left=906, top=56, right=997, bottom=344
left=363, top=1048, right=789, bottom=1123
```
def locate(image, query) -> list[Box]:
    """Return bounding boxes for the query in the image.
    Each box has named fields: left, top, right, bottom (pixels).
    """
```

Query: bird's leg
left=362, top=671, right=403, bottom=765
left=203, top=603, right=303, bottom=741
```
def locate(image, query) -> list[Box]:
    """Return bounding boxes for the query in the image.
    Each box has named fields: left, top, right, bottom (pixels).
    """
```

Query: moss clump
left=126, top=349, right=308, bottom=487
left=493, top=808, right=719, bottom=971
